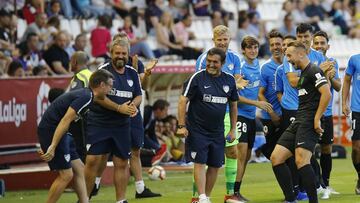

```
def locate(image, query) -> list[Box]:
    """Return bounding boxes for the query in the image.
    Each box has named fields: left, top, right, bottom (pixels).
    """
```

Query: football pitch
left=1, top=157, right=359, bottom=203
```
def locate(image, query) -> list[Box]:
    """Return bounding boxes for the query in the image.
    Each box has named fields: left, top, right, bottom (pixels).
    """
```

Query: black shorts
left=280, top=108, right=297, bottom=133
left=319, top=116, right=334, bottom=144
left=130, top=112, right=144, bottom=149
left=352, top=112, right=360, bottom=141
left=277, top=120, right=320, bottom=154
left=261, top=119, right=283, bottom=147
left=237, top=116, right=256, bottom=149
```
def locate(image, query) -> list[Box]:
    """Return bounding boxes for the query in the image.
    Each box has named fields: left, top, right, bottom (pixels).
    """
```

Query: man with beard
left=257, top=30, right=284, bottom=159
left=312, top=30, right=341, bottom=199
left=88, top=32, right=161, bottom=199
left=38, top=69, right=115, bottom=203
left=177, top=47, right=238, bottom=203
left=84, top=39, right=141, bottom=203
left=271, top=41, right=331, bottom=203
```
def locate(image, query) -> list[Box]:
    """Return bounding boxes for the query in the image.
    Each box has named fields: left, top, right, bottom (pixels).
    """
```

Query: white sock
left=135, top=180, right=145, bottom=193
left=199, top=194, right=207, bottom=200
left=116, top=200, right=126, bottom=203
left=95, top=177, right=101, bottom=188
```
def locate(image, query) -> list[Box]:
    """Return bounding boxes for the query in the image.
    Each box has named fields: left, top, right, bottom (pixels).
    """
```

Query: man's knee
left=225, top=146, right=237, bottom=159
left=131, top=148, right=141, bottom=158
left=321, top=144, right=332, bottom=154
left=59, top=169, right=74, bottom=182
left=113, top=156, right=128, bottom=169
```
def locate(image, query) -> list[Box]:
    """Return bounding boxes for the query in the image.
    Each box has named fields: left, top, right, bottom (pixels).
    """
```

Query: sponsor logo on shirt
left=202, top=94, right=228, bottom=104
left=108, top=89, right=133, bottom=98
left=298, top=88, right=308, bottom=96
left=228, top=63, right=234, bottom=70
left=246, top=80, right=260, bottom=88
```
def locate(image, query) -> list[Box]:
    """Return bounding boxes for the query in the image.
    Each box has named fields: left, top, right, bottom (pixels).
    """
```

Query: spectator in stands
left=278, top=0, right=294, bottom=28
left=58, top=0, right=77, bottom=19
left=166, top=0, right=183, bottom=22
left=90, top=14, right=112, bottom=59
left=7, top=60, right=25, bottom=77
left=66, top=33, right=88, bottom=58
left=0, top=10, right=15, bottom=56
left=144, top=99, right=169, bottom=165
left=173, top=14, right=195, bottom=48
left=304, top=0, right=324, bottom=31
left=18, top=33, right=48, bottom=75
left=247, top=11, right=269, bottom=57
left=74, top=0, right=115, bottom=19
left=20, top=13, right=48, bottom=49
left=329, top=0, right=350, bottom=35
left=279, top=13, right=297, bottom=37
left=191, top=0, right=209, bottom=16
left=112, top=0, right=130, bottom=18
left=293, top=0, right=319, bottom=26
left=247, top=0, right=260, bottom=19
left=46, top=0, right=62, bottom=18
left=119, top=15, right=155, bottom=59
left=237, top=10, right=252, bottom=47
left=22, top=0, right=45, bottom=24
left=210, top=0, right=230, bottom=27
left=43, top=31, right=70, bottom=74
left=145, top=0, right=164, bottom=33
left=156, top=11, right=201, bottom=59
left=43, top=16, right=60, bottom=49
left=163, top=115, right=185, bottom=162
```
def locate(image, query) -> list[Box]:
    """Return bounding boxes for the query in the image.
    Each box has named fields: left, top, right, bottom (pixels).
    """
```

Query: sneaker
left=321, top=188, right=331, bottom=199
left=356, top=180, right=360, bottom=195
left=224, top=194, right=245, bottom=203
left=151, top=144, right=167, bottom=166
left=316, top=186, right=326, bottom=195
left=191, top=197, right=199, bottom=203
left=327, top=186, right=340, bottom=195
left=89, top=183, right=100, bottom=199
left=233, top=193, right=249, bottom=202
left=199, top=197, right=211, bottom=203
left=296, top=192, right=308, bottom=201
left=135, top=187, right=161, bottom=198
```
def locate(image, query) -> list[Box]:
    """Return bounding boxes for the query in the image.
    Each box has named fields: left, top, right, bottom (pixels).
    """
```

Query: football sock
left=135, top=180, right=145, bottom=193
left=298, top=164, right=318, bottom=203
left=310, top=155, right=322, bottom=188
left=95, top=177, right=101, bottom=188
left=320, top=153, right=332, bottom=186
left=286, top=157, right=299, bottom=194
left=272, top=163, right=295, bottom=202
left=354, top=163, right=360, bottom=180
left=234, top=181, right=242, bottom=194
left=225, top=157, right=237, bottom=194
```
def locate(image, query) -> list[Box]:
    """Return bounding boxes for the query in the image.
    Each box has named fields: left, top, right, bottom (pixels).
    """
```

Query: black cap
left=0, top=9, right=11, bottom=17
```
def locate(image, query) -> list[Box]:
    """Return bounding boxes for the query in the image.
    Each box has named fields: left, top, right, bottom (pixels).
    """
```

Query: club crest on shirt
left=64, top=154, right=70, bottom=162
left=71, top=81, right=77, bottom=89
left=223, top=85, right=229, bottom=93
left=357, top=73, right=360, bottom=80
left=228, top=63, right=234, bottom=70
left=127, top=79, right=133, bottom=87
left=191, top=152, right=197, bottom=159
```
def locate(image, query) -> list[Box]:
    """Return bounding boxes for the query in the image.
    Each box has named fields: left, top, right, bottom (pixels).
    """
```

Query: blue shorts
left=185, top=131, right=225, bottom=168
left=130, top=112, right=144, bottom=149
left=38, top=128, right=79, bottom=171
left=86, top=125, right=131, bottom=159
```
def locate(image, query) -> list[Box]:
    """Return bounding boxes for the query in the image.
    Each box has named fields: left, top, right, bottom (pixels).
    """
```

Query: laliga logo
left=37, top=81, right=51, bottom=125
left=0, top=98, right=27, bottom=127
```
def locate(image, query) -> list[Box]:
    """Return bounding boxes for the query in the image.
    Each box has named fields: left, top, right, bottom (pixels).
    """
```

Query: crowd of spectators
left=1, top=0, right=360, bottom=77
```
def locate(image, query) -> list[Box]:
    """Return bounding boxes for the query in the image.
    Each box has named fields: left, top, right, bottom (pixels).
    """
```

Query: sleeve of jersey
left=283, top=58, right=294, bottom=73
left=182, top=73, right=198, bottom=99
left=195, top=53, right=207, bottom=72
left=229, top=77, right=239, bottom=101
left=233, top=54, right=241, bottom=75
left=312, top=68, right=328, bottom=89
left=70, top=92, right=92, bottom=115
left=132, top=71, right=142, bottom=97
left=138, top=60, right=145, bottom=74
left=259, top=67, right=267, bottom=88
left=345, top=56, right=355, bottom=76
left=334, top=60, right=340, bottom=79
left=275, top=68, right=283, bottom=92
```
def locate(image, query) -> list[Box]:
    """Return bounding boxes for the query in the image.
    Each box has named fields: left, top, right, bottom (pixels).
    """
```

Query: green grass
left=1, top=157, right=360, bottom=203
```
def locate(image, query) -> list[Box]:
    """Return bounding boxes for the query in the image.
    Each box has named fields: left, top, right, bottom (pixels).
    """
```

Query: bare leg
left=113, top=155, right=130, bottom=201
left=46, top=168, right=73, bottom=203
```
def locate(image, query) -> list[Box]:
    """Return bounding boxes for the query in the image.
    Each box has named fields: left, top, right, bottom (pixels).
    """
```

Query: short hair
left=50, top=0, right=60, bottom=6
left=112, top=31, right=129, bottom=41
left=213, top=25, right=229, bottom=38
left=287, top=40, right=306, bottom=50
left=89, top=69, right=114, bottom=89
left=284, top=35, right=296, bottom=41
left=110, top=39, right=130, bottom=53
left=207, top=47, right=226, bottom=64
left=241, top=36, right=259, bottom=50
left=47, top=16, right=60, bottom=28
left=71, top=51, right=88, bottom=66
left=75, top=33, right=86, bottom=42
left=7, top=60, right=23, bottom=76
left=181, top=13, right=191, bottom=21
left=26, top=32, right=38, bottom=41
left=313, top=30, right=329, bottom=43
left=268, top=30, right=284, bottom=40
left=48, top=88, right=64, bottom=103
left=153, top=99, right=170, bottom=111
left=296, top=23, right=313, bottom=34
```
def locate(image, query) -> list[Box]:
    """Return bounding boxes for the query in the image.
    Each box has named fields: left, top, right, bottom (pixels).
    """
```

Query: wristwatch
left=177, top=125, right=186, bottom=129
